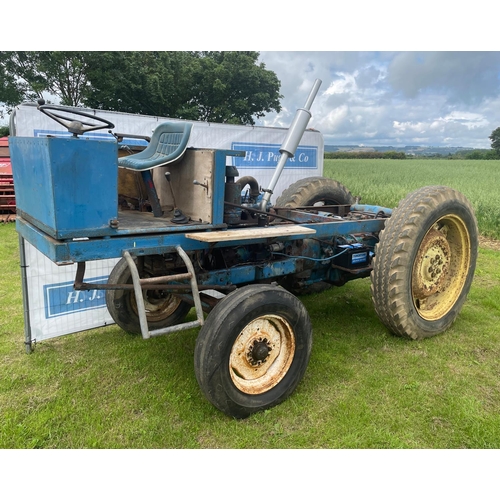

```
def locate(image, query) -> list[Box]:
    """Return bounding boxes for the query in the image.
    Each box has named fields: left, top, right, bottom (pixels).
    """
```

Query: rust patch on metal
left=229, top=315, right=295, bottom=395
left=412, top=229, right=451, bottom=300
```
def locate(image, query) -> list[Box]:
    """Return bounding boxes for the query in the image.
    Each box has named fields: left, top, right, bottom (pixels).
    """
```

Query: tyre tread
left=276, top=176, right=355, bottom=207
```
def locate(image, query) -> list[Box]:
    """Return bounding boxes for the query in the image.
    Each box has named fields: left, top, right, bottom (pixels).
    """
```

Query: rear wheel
left=194, top=285, right=312, bottom=418
left=371, top=185, right=478, bottom=339
left=275, top=176, right=355, bottom=294
left=105, top=256, right=191, bottom=334
left=276, top=176, right=355, bottom=208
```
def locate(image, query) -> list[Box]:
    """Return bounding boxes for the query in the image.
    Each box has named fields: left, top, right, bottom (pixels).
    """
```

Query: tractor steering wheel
left=37, top=100, right=115, bottom=137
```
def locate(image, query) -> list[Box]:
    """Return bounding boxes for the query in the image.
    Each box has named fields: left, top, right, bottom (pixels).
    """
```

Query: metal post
left=141, top=170, right=163, bottom=217
left=18, top=235, right=33, bottom=353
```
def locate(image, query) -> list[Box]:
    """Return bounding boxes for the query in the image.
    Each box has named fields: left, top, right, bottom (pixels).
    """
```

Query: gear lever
left=164, top=172, right=189, bottom=224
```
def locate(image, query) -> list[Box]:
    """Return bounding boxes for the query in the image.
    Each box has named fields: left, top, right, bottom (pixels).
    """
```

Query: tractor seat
left=118, top=122, right=193, bottom=171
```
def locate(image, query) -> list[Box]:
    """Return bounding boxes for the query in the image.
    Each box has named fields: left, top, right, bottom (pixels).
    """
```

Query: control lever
left=193, top=179, right=209, bottom=190
left=165, top=172, right=189, bottom=224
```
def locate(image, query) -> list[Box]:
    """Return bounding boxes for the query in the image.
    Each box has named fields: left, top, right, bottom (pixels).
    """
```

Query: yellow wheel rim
left=412, top=215, right=471, bottom=321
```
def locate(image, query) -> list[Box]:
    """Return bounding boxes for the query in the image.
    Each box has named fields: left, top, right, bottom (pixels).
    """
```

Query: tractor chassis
left=16, top=204, right=389, bottom=340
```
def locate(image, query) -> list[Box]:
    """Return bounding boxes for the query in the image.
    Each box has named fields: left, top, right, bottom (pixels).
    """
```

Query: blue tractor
left=9, top=80, right=478, bottom=418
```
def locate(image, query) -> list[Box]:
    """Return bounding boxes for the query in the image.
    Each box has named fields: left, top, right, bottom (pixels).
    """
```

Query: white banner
left=24, top=240, right=119, bottom=342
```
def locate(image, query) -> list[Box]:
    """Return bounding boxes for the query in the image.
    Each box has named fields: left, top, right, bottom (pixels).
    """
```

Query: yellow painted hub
left=412, top=215, right=471, bottom=321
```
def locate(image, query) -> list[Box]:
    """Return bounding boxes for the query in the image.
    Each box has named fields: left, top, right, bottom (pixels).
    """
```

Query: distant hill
left=325, top=145, right=477, bottom=157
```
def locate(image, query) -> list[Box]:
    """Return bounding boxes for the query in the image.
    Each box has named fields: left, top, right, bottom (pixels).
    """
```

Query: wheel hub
left=411, top=215, right=471, bottom=322
left=412, top=229, right=450, bottom=299
left=130, top=283, right=184, bottom=320
left=248, top=338, right=272, bottom=365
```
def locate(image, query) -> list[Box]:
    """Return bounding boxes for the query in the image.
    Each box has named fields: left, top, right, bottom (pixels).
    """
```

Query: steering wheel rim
left=38, top=104, right=115, bottom=136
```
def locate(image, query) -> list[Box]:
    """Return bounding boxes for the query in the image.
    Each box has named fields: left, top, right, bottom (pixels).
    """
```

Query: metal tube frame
left=122, top=245, right=205, bottom=340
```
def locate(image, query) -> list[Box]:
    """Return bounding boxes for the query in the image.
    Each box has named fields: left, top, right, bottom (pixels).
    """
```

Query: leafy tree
left=188, top=51, right=282, bottom=124
left=83, top=52, right=201, bottom=118
left=0, top=52, right=43, bottom=110
left=1, top=51, right=282, bottom=125
left=0, top=125, right=9, bottom=137
left=484, top=149, right=499, bottom=159
left=39, top=52, right=92, bottom=106
left=85, top=51, right=282, bottom=125
left=465, top=150, right=484, bottom=160
left=464, top=149, right=499, bottom=160
left=0, top=51, right=92, bottom=110
left=489, top=127, right=500, bottom=155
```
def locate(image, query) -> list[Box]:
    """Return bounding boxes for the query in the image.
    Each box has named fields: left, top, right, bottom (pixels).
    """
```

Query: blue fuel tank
left=10, top=136, right=118, bottom=239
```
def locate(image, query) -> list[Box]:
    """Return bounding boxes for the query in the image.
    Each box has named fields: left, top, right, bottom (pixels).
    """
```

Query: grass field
left=1, top=159, right=500, bottom=453
left=324, top=158, right=500, bottom=239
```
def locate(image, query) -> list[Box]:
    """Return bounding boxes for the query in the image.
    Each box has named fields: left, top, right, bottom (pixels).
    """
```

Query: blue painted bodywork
left=10, top=135, right=241, bottom=241
left=15, top=215, right=387, bottom=265
left=10, top=136, right=118, bottom=239
left=11, top=134, right=391, bottom=292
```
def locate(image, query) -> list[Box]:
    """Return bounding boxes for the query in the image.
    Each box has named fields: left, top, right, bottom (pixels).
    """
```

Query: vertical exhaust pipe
left=259, top=79, right=322, bottom=211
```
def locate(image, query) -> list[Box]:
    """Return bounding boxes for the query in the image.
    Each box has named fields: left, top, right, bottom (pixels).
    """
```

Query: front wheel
left=371, top=185, right=478, bottom=340
left=194, top=285, right=312, bottom=418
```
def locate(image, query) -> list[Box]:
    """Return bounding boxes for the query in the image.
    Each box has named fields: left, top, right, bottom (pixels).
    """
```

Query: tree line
left=0, top=51, right=282, bottom=125
left=324, top=127, right=500, bottom=160
left=324, top=150, right=500, bottom=160
left=325, top=151, right=407, bottom=159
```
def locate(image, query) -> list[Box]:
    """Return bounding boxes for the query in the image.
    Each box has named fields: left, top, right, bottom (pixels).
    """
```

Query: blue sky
left=257, top=51, right=500, bottom=148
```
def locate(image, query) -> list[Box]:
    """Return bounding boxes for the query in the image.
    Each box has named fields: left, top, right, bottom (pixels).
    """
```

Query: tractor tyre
left=105, top=256, right=191, bottom=334
left=275, top=176, right=355, bottom=294
left=371, top=185, right=478, bottom=340
left=194, top=284, right=312, bottom=418
left=276, top=176, right=355, bottom=208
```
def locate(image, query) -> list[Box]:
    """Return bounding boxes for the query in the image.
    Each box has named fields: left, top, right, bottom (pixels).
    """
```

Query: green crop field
left=324, top=158, right=500, bottom=240
left=1, top=158, right=500, bottom=455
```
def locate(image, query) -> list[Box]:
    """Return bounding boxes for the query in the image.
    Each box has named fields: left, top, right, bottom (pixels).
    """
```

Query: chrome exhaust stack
left=259, top=79, right=322, bottom=211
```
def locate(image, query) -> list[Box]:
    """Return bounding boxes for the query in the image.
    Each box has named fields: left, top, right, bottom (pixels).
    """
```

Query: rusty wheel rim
left=131, top=289, right=184, bottom=322
left=412, top=215, right=471, bottom=321
left=229, top=315, right=296, bottom=395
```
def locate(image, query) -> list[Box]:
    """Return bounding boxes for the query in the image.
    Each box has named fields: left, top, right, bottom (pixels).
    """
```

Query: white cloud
left=393, top=120, right=427, bottom=133
left=440, top=111, right=489, bottom=130
left=258, top=51, right=500, bottom=148
left=317, top=105, right=349, bottom=130
left=324, top=72, right=358, bottom=95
